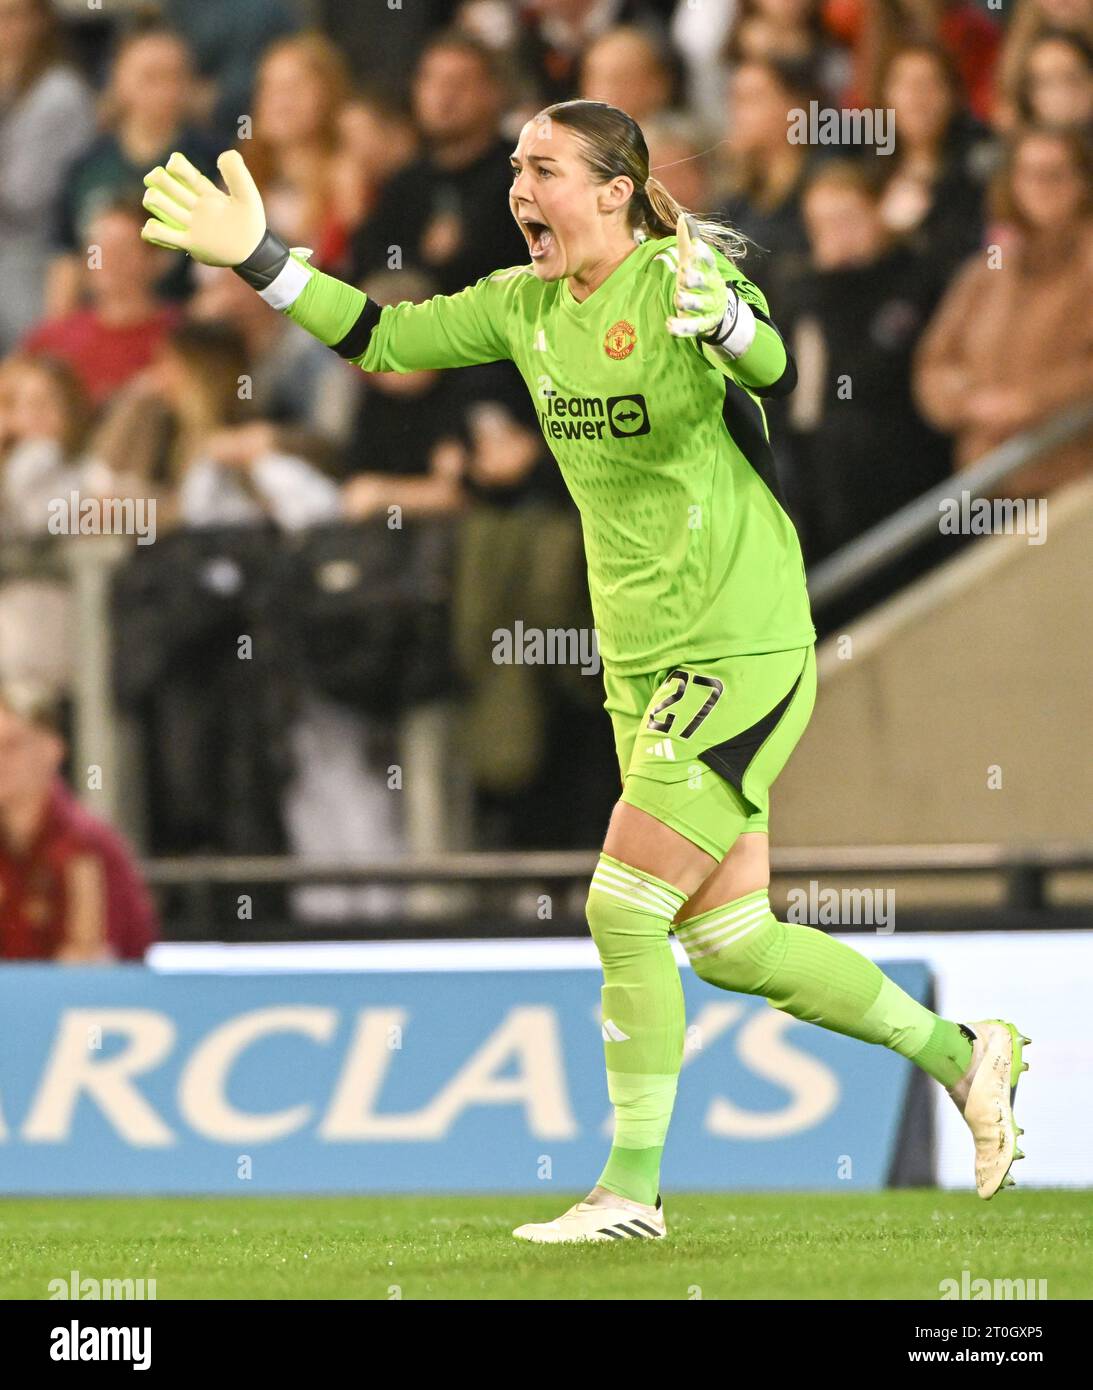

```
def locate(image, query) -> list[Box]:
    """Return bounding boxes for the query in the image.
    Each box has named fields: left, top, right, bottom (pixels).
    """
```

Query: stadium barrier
left=2, top=402, right=1088, bottom=853
left=0, top=958, right=935, bottom=1194
left=4, top=928, right=1093, bottom=1193
left=140, top=842, right=1093, bottom=940
left=808, top=400, right=1093, bottom=608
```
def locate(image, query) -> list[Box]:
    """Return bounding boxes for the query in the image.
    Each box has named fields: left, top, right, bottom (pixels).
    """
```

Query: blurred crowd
left=0, top=0, right=1091, bottom=949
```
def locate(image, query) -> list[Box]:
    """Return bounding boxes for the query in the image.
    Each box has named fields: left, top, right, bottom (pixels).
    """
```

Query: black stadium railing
left=143, top=841, right=1093, bottom=941
left=808, top=400, right=1093, bottom=609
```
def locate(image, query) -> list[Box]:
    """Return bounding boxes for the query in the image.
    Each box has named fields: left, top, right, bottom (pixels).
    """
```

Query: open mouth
left=520, top=217, right=555, bottom=261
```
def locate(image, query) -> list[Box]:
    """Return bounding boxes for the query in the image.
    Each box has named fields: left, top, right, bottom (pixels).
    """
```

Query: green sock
left=586, top=853, right=687, bottom=1206
left=909, top=1016, right=976, bottom=1088
left=675, top=890, right=974, bottom=1086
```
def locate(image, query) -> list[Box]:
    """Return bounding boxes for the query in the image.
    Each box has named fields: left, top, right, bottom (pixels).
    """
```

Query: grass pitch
left=0, top=1189, right=1088, bottom=1300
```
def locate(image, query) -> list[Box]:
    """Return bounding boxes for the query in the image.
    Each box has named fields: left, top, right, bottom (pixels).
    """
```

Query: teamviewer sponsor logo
left=537, top=392, right=650, bottom=440
left=606, top=395, right=650, bottom=437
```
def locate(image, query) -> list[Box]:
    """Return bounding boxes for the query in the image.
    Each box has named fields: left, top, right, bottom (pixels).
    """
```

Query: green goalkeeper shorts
left=602, top=644, right=816, bottom=860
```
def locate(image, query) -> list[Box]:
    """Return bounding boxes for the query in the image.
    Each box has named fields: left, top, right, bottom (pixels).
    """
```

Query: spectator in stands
left=157, top=0, right=303, bottom=144
left=139, top=321, right=341, bottom=531
left=459, top=392, right=571, bottom=511
left=914, top=126, right=1093, bottom=497
left=48, top=18, right=219, bottom=315
left=338, top=264, right=583, bottom=837
left=777, top=161, right=951, bottom=562
left=722, top=0, right=851, bottom=104
left=643, top=111, right=714, bottom=219
left=350, top=30, right=529, bottom=294
left=667, top=0, right=735, bottom=135
left=0, top=683, right=158, bottom=961
left=242, top=32, right=352, bottom=268
left=0, top=355, right=90, bottom=537
left=714, top=59, right=817, bottom=302
left=342, top=268, right=490, bottom=522
left=996, top=0, right=1093, bottom=132
left=351, top=237, right=608, bottom=844
left=188, top=264, right=359, bottom=466
left=454, top=0, right=539, bottom=126
left=341, top=268, right=568, bottom=520
left=454, top=445, right=610, bottom=846
left=579, top=25, right=679, bottom=123
left=0, top=0, right=95, bottom=353
left=872, top=43, right=994, bottom=289
left=20, top=199, right=181, bottom=407
left=0, top=357, right=85, bottom=699
left=514, top=0, right=675, bottom=108
left=327, top=91, right=420, bottom=252
left=852, top=0, right=1002, bottom=124
left=1015, top=31, right=1093, bottom=132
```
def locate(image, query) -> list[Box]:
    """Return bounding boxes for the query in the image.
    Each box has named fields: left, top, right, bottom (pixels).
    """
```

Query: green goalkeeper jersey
left=284, top=233, right=815, bottom=675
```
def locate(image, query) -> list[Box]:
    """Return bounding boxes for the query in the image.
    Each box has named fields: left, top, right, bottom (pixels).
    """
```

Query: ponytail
left=641, top=174, right=750, bottom=262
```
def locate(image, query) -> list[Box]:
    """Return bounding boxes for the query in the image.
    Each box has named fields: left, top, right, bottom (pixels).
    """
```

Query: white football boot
left=513, top=1189, right=666, bottom=1243
left=946, top=1019, right=1030, bottom=1199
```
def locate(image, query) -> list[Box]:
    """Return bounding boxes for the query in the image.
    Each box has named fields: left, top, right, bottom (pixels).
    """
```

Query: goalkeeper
left=141, top=100, right=1029, bottom=1242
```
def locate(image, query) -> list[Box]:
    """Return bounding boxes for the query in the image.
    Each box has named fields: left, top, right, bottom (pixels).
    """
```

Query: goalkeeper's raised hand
left=666, top=213, right=755, bottom=359
left=141, top=150, right=268, bottom=268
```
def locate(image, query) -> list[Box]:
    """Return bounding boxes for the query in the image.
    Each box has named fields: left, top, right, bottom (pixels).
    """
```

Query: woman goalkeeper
left=141, top=99, right=1028, bottom=1242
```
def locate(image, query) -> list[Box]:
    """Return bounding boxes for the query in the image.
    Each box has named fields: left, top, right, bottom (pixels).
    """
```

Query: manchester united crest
left=604, top=320, right=637, bottom=360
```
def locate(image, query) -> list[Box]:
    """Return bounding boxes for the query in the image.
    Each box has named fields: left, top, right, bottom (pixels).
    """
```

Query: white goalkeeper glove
left=666, top=212, right=755, bottom=358
left=141, top=150, right=267, bottom=265
left=141, top=150, right=307, bottom=299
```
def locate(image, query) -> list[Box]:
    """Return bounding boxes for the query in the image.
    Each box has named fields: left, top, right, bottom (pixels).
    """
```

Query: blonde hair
left=541, top=99, right=749, bottom=261
left=2, top=353, right=93, bottom=461
left=244, top=31, right=352, bottom=189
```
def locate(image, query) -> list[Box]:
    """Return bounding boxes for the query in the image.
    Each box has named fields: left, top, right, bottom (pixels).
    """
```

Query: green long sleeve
left=283, top=261, right=517, bottom=371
